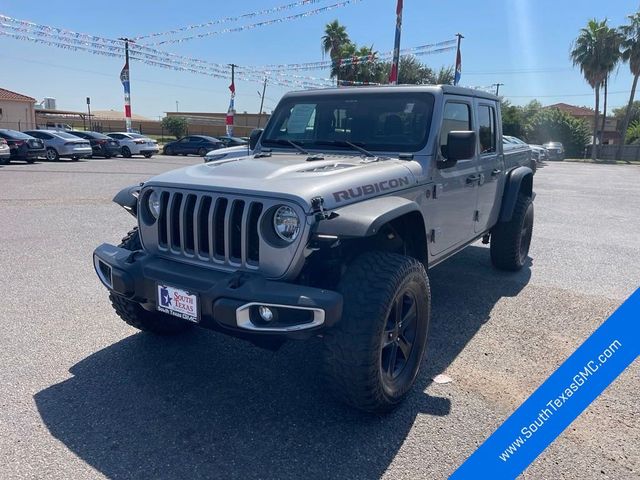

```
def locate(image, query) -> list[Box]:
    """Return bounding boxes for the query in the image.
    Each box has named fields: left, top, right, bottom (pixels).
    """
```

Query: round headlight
left=148, top=190, right=161, bottom=219
left=273, top=205, right=300, bottom=242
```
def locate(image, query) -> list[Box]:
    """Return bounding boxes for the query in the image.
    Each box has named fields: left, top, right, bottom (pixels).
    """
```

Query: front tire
left=198, top=147, right=207, bottom=156
left=144, top=153, right=153, bottom=158
left=490, top=194, right=534, bottom=271
left=108, top=228, right=192, bottom=335
left=323, top=251, right=431, bottom=413
left=46, top=148, right=59, bottom=161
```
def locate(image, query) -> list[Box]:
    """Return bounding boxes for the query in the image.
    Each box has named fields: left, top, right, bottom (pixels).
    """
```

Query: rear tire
left=144, top=153, right=153, bottom=158
left=108, top=228, right=192, bottom=335
left=165, top=146, right=174, bottom=155
left=26, top=158, right=36, bottom=164
left=198, top=148, right=207, bottom=156
left=490, top=194, right=534, bottom=271
left=323, top=251, right=430, bottom=413
left=121, top=146, right=132, bottom=158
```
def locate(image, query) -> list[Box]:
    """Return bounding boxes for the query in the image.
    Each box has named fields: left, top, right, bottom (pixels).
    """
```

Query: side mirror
left=440, top=131, right=476, bottom=165
left=249, top=128, right=263, bottom=150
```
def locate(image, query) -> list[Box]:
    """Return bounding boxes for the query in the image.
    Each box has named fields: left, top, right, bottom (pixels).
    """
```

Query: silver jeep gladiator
left=94, top=85, right=534, bottom=413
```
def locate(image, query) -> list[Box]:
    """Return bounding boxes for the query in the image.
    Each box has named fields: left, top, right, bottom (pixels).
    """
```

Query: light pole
left=494, top=83, right=504, bottom=96
left=257, top=77, right=267, bottom=128
left=86, top=96, right=91, bottom=130
left=176, top=100, right=179, bottom=112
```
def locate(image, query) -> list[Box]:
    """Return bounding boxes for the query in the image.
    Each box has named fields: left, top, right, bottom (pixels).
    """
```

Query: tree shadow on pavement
left=34, top=245, right=530, bottom=480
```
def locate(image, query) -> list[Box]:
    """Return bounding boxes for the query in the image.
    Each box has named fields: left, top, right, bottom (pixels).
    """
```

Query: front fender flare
left=113, top=184, right=141, bottom=217
left=499, top=166, right=533, bottom=223
left=314, top=196, right=422, bottom=238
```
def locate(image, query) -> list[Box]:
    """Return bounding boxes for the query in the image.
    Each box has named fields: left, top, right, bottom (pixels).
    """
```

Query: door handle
left=466, top=174, right=480, bottom=185
left=491, top=168, right=502, bottom=176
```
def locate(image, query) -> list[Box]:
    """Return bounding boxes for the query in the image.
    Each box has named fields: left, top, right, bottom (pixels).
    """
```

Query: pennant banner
left=132, top=0, right=323, bottom=41
left=144, top=0, right=362, bottom=46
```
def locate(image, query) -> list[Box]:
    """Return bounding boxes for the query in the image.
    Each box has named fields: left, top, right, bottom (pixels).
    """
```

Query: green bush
left=161, top=116, right=188, bottom=139
left=626, top=120, right=640, bottom=144
left=525, top=108, right=590, bottom=157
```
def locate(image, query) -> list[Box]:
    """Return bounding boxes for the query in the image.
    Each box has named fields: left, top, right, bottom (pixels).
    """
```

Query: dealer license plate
left=157, top=284, right=198, bottom=323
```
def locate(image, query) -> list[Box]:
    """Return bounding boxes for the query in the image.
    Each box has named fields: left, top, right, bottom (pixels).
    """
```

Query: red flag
left=229, top=81, right=235, bottom=94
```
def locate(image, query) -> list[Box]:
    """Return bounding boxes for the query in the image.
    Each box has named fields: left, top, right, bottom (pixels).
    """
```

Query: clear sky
left=0, top=0, right=636, bottom=119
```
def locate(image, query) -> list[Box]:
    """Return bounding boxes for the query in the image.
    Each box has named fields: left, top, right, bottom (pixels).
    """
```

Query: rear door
left=429, top=97, right=480, bottom=256
left=474, top=101, right=504, bottom=233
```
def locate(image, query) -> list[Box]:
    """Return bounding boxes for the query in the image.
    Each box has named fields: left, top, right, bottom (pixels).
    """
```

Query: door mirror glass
left=249, top=128, right=263, bottom=150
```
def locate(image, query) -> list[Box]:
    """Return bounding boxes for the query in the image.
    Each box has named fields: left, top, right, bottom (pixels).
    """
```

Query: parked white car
left=0, top=138, right=10, bottom=162
left=107, top=132, right=159, bottom=158
left=204, top=144, right=252, bottom=163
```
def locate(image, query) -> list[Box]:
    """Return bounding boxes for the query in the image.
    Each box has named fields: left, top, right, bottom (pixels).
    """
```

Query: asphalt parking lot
left=0, top=157, right=638, bottom=479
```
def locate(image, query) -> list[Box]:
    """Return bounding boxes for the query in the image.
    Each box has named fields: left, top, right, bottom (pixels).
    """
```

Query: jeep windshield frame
left=261, top=91, right=435, bottom=154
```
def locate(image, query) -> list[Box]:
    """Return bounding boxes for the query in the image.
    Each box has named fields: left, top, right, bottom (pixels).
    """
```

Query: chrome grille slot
left=152, top=189, right=270, bottom=271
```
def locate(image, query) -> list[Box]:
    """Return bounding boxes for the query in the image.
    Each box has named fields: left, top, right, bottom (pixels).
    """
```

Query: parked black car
left=0, top=129, right=45, bottom=164
left=163, top=135, right=223, bottom=156
left=217, top=135, right=249, bottom=148
left=70, top=131, right=121, bottom=158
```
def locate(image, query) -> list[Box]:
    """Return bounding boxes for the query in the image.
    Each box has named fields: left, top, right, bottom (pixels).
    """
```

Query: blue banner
left=451, top=288, right=640, bottom=479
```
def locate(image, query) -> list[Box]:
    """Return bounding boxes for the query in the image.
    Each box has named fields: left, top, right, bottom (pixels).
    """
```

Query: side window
left=110, top=134, right=123, bottom=140
left=440, top=102, right=471, bottom=157
left=478, top=105, right=496, bottom=154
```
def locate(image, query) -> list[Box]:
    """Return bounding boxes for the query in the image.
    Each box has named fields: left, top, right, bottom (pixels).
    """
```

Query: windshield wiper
left=265, top=138, right=308, bottom=155
left=312, top=140, right=375, bottom=158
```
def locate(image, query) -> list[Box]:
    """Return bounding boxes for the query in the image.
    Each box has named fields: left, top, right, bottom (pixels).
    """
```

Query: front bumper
left=93, top=243, right=343, bottom=339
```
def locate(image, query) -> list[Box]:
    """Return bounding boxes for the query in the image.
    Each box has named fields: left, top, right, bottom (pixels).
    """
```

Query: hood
left=146, top=152, right=418, bottom=211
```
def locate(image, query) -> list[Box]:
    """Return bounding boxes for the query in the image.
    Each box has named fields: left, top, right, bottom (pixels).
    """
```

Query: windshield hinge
left=311, top=196, right=331, bottom=221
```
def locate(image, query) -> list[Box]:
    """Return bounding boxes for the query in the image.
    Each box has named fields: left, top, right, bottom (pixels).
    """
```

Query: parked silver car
left=24, top=129, right=92, bottom=161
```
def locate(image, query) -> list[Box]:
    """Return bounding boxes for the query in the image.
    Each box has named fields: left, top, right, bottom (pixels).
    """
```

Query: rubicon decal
left=333, top=176, right=410, bottom=202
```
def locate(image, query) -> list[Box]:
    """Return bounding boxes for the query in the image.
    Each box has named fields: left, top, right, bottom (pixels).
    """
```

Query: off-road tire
left=108, top=228, right=192, bottom=335
left=323, top=251, right=431, bottom=413
left=121, top=146, right=132, bottom=158
left=490, top=194, right=534, bottom=271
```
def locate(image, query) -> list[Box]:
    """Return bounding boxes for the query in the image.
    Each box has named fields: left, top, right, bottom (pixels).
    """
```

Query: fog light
left=258, top=305, right=274, bottom=322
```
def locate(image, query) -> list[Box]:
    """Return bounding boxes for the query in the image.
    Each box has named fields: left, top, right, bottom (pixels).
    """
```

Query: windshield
left=262, top=92, right=434, bottom=153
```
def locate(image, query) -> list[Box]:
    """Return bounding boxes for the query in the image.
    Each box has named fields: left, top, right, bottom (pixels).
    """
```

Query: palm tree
left=322, top=20, right=350, bottom=81
left=598, top=25, right=622, bottom=145
left=571, top=19, right=610, bottom=160
left=618, top=11, right=640, bottom=156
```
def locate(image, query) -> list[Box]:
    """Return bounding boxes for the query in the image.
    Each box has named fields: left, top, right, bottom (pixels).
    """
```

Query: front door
left=474, top=101, right=504, bottom=233
left=429, top=98, right=479, bottom=256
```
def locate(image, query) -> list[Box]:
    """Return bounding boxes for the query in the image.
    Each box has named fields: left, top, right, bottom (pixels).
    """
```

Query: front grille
left=139, top=187, right=306, bottom=278
left=156, top=190, right=264, bottom=268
